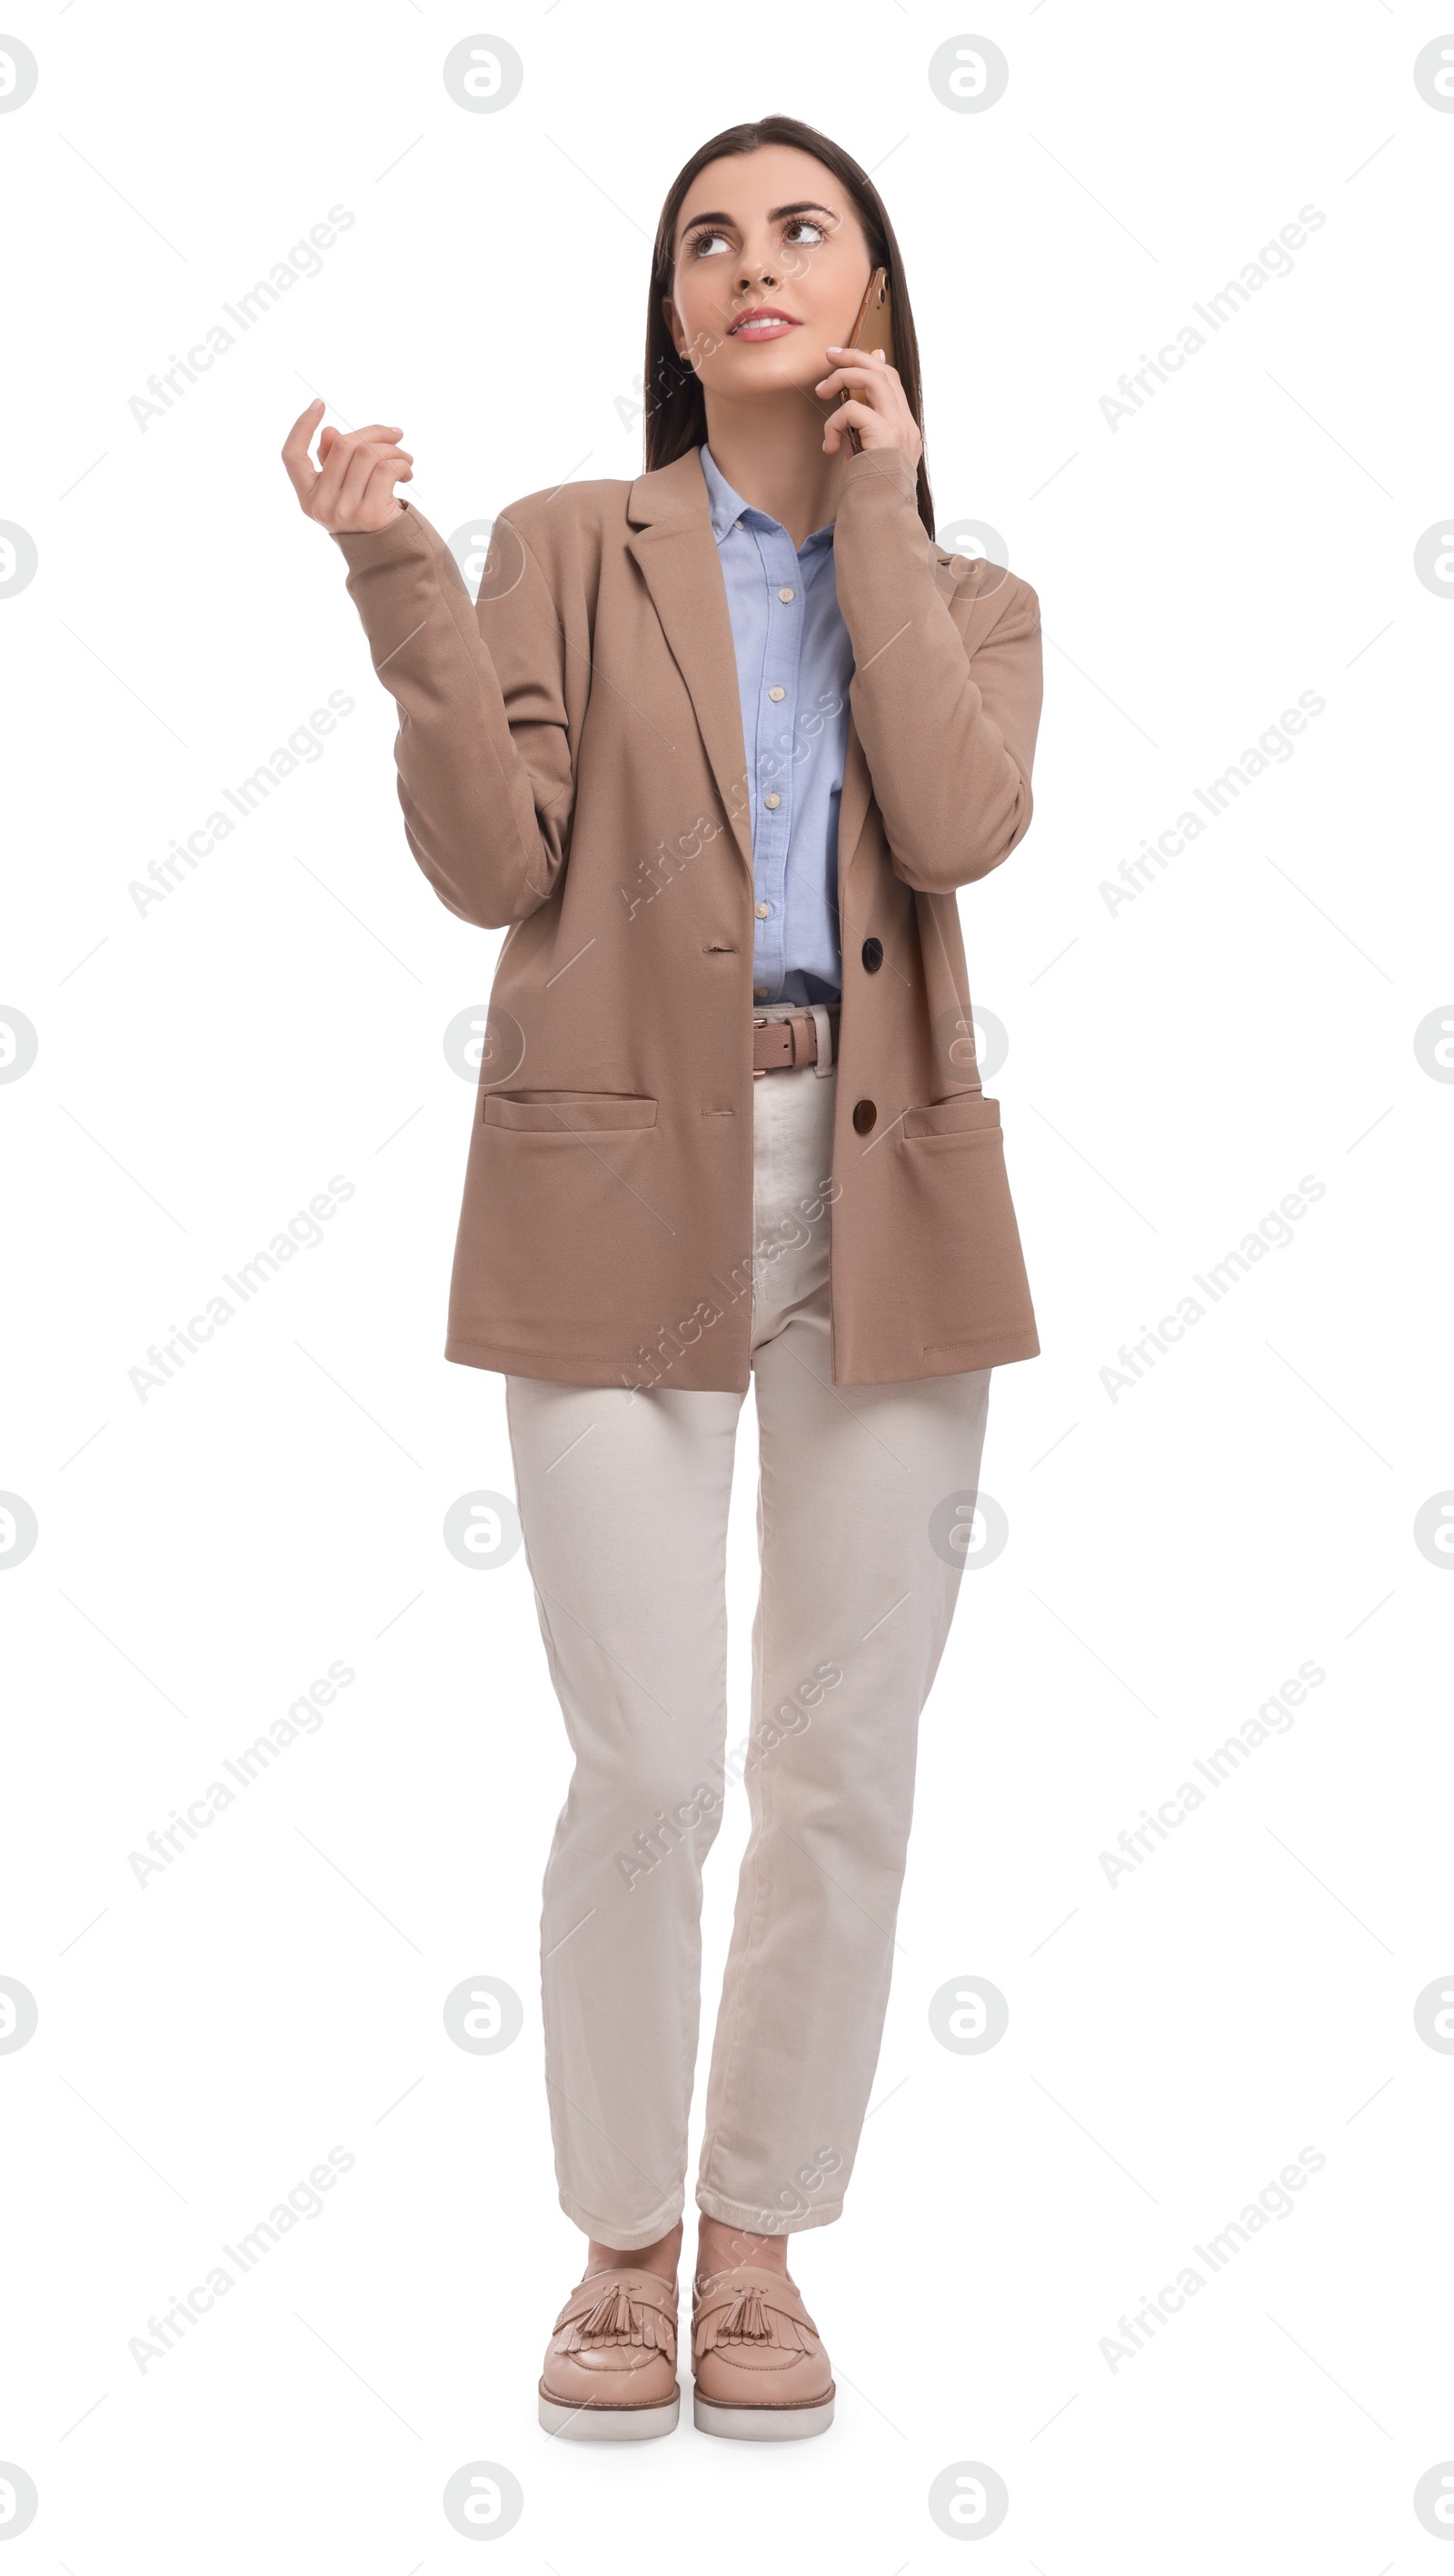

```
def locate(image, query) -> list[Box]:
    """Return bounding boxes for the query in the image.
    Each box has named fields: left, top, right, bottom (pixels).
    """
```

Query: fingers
left=332, top=442, right=413, bottom=531
left=318, top=423, right=407, bottom=474
left=822, top=400, right=872, bottom=454
left=354, top=454, right=412, bottom=530
left=307, top=427, right=364, bottom=517
left=814, top=352, right=896, bottom=398
left=321, top=423, right=404, bottom=454
left=816, top=350, right=918, bottom=461
left=280, top=395, right=325, bottom=504
left=822, top=398, right=921, bottom=462
left=282, top=402, right=413, bottom=524
left=307, top=424, right=413, bottom=526
left=334, top=436, right=399, bottom=522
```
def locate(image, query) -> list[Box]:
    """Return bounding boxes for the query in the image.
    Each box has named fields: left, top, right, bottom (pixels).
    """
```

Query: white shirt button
left=754, top=901, right=772, bottom=917
left=768, top=685, right=786, bottom=701
left=777, top=586, right=795, bottom=603
left=763, top=793, right=781, bottom=809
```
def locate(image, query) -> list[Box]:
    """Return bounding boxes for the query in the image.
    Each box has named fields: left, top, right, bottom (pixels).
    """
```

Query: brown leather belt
left=752, top=1006, right=841, bottom=1076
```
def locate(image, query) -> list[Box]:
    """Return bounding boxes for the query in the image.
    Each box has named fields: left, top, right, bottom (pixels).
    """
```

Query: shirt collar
left=698, top=443, right=834, bottom=554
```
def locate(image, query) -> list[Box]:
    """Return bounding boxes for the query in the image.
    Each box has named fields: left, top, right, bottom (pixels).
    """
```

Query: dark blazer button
left=861, top=935, right=883, bottom=973
left=851, top=1098, right=877, bottom=1134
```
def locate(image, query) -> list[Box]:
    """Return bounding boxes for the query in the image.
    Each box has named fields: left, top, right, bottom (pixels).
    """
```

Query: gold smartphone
left=837, top=266, right=892, bottom=454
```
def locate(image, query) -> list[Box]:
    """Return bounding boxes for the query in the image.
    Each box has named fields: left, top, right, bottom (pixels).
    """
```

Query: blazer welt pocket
left=901, top=1095, right=1002, bottom=1142
left=483, top=1090, right=658, bottom=1133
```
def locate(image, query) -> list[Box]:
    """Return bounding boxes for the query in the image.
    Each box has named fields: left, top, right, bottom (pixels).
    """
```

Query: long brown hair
left=644, top=115, right=937, bottom=540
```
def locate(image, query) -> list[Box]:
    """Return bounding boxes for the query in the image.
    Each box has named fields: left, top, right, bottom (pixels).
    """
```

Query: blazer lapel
left=626, top=451, right=753, bottom=884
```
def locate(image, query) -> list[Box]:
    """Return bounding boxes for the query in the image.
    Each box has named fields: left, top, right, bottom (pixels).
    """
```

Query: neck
left=700, top=384, right=850, bottom=546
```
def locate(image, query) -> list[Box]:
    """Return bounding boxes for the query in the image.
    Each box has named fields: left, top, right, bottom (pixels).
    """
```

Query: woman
left=283, top=113, right=1041, bottom=2444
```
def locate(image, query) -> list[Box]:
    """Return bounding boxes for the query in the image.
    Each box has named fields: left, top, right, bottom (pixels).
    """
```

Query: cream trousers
left=504, top=1039, right=991, bottom=2246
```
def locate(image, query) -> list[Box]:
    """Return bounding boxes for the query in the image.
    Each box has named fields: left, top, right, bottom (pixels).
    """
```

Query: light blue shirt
left=699, top=443, right=853, bottom=1003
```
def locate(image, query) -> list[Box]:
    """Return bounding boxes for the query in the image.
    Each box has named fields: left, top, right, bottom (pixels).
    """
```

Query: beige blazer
left=334, top=440, right=1042, bottom=1391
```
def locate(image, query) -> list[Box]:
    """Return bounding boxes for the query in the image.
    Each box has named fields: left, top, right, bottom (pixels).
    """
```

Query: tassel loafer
left=691, top=2264, right=835, bottom=2440
left=538, top=2268, right=681, bottom=2439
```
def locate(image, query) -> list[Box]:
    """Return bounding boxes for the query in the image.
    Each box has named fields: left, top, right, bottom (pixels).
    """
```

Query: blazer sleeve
left=830, top=444, right=1041, bottom=894
left=331, top=498, right=575, bottom=930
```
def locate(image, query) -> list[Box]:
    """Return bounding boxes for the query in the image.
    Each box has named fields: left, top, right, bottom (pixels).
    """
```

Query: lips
left=728, top=306, right=799, bottom=338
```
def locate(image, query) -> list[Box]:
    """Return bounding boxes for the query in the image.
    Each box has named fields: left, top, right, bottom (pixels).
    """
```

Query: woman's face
left=662, top=145, right=875, bottom=411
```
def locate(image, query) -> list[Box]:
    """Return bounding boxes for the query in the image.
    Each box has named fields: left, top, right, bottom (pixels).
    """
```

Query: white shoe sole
left=538, top=2387, right=681, bottom=2440
left=693, top=2390, right=835, bottom=2440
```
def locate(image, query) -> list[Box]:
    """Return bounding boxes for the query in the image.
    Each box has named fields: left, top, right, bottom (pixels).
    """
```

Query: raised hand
left=814, top=347, right=922, bottom=464
left=281, top=398, right=414, bottom=533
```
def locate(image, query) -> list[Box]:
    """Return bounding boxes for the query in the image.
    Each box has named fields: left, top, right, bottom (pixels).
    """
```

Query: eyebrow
left=679, top=199, right=837, bottom=233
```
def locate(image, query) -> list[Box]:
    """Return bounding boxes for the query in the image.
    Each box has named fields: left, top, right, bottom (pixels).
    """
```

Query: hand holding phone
left=836, top=269, right=892, bottom=455
left=819, top=274, right=921, bottom=465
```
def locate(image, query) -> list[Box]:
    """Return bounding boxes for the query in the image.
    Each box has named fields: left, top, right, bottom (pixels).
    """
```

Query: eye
left=685, top=225, right=731, bottom=259
left=784, top=215, right=828, bottom=245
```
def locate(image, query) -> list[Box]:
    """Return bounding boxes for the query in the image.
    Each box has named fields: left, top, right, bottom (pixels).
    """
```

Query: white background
left=4, top=1, right=1452, bottom=2566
